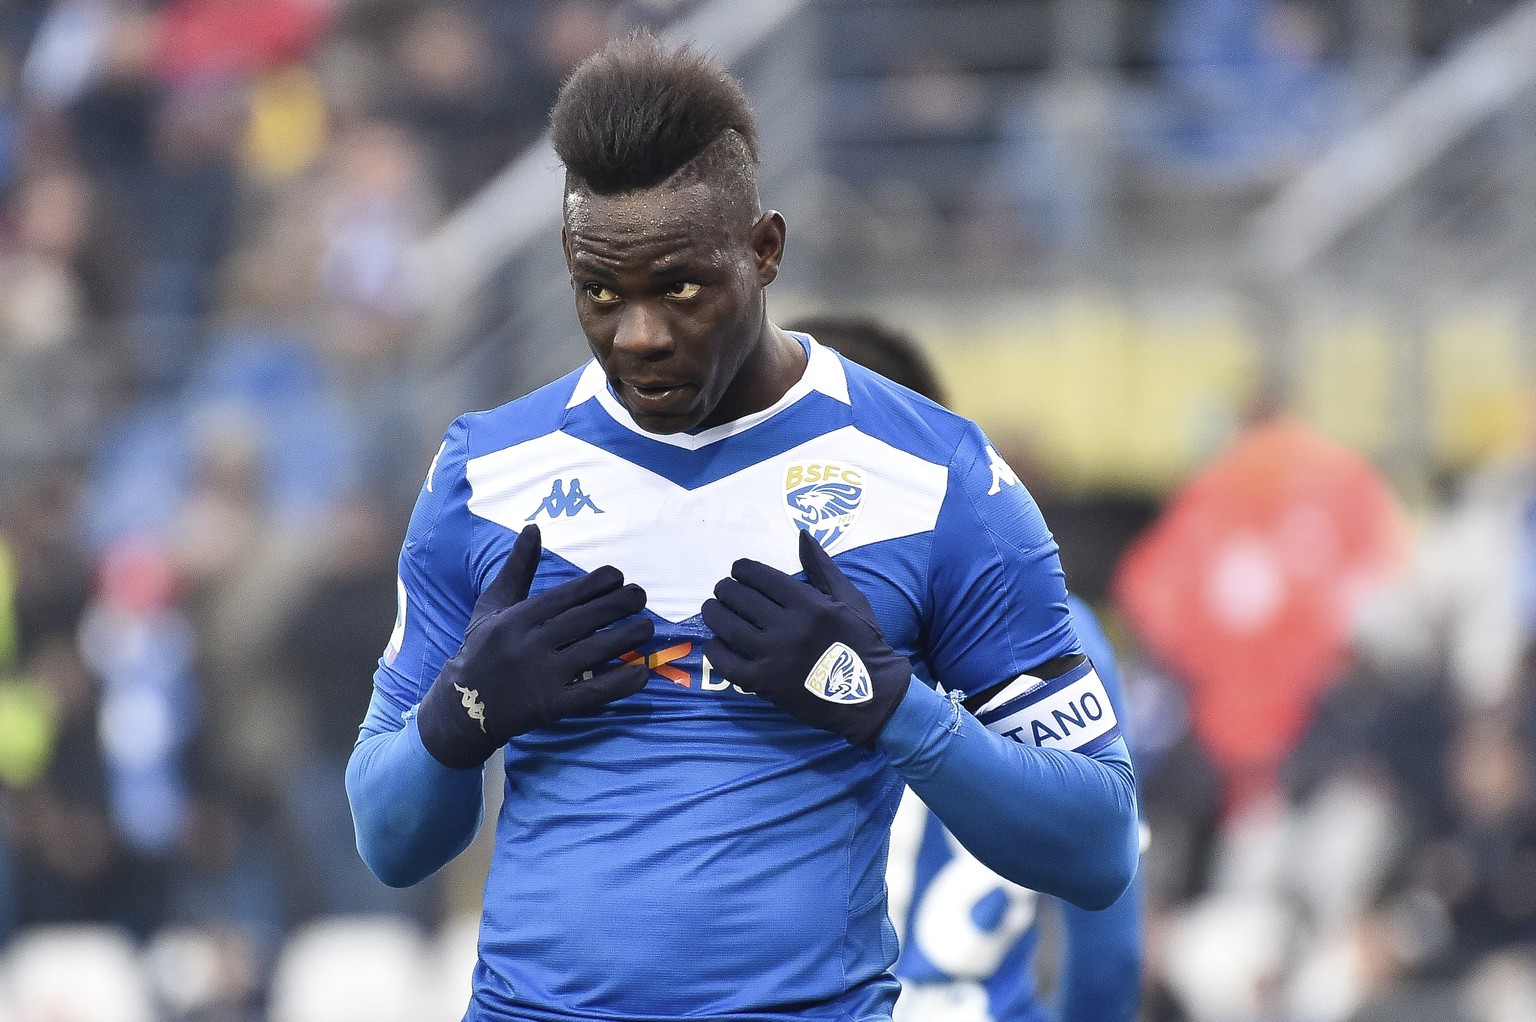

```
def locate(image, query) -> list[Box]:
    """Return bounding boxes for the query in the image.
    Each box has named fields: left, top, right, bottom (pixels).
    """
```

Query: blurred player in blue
left=346, top=33, right=1138, bottom=1022
left=786, top=314, right=1144, bottom=1022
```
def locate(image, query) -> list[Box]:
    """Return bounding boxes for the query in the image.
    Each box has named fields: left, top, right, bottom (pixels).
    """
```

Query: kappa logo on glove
left=454, top=683, right=488, bottom=731
left=804, top=642, right=873, bottom=704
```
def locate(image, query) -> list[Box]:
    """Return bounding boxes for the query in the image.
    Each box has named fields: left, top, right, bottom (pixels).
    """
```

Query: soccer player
left=346, top=34, right=1138, bottom=1022
left=785, top=314, right=1143, bottom=1022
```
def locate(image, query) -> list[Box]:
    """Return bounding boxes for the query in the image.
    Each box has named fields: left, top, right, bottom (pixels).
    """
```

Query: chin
left=627, top=408, right=700, bottom=435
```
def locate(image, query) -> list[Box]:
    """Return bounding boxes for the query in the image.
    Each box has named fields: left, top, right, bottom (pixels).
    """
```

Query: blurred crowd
left=1098, top=405, right=1536, bottom=1022
left=0, top=0, right=686, bottom=1017
left=1, top=1, right=1535, bottom=1021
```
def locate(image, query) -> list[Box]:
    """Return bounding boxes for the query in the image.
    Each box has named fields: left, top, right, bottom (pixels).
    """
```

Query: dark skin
left=562, top=176, right=804, bottom=434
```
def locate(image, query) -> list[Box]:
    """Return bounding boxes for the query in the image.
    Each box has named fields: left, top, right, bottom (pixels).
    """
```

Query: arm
left=347, top=421, right=485, bottom=887
left=898, top=432, right=1139, bottom=910
left=348, top=424, right=652, bottom=888
left=1055, top=593, right=1142, bottom=1021
left=347, top=702, right=486, bottom=888
left=877, top=681, right=1137, bottom=911
left=702, top=428, right=1139, bottom=908
left=1056, top=870, right=1144, bottom=1022
left=703, top=543, right=1139, bottom=909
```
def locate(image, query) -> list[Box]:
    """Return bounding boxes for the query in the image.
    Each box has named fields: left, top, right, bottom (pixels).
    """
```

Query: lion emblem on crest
left=784, top=461, right=865, bottom=549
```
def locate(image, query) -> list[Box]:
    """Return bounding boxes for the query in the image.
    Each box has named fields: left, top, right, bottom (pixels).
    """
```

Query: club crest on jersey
left=784, top=461, right=864, bottom=549
left=805, top=642, right=873, bottom=704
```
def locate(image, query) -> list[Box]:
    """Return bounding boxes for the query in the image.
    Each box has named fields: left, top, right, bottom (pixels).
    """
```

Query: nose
left=612, top=302, right=674, bottom=361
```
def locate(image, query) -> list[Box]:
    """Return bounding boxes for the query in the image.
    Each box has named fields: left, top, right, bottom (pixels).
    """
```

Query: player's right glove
left=416, top=524, right=655, bottom=769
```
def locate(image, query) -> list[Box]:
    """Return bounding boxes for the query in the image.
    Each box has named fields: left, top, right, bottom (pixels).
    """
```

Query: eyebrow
left=646, top=255, right=711, bottom=277
left=569, top=252, right=714, bottom=280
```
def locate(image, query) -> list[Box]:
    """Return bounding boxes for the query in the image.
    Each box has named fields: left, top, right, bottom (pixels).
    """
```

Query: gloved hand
left=417, top=524, right=655, bottom=769
left=702, top=529, right=911, bottom=749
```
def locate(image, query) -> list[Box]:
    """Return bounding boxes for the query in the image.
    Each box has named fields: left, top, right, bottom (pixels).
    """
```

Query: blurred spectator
left=1388, top=446, right=1536, bottom=710
left=273, top=490, right=435, bottom=922
left=317, top=116, right=436, bottom=339
left=152, top=0, right=329, bottom=87
left=242, top=62, right=329, bottom=183
left=0, top=466, right=93, bottom=662
left=161, top=782, right=290, bottom=1014
left=1131, top=0, right=1350, bottom=186
left=311, top=115, right=443, bottom=501
left=78, top=539, right=199, bottom=858
left=1115, top=408, right=1411, bottom=810
left=3, top=633, right=125, bottom=929
left=64, top=2, right=159, bottom=181
left=0, top=163, right=133, bottom=466
left=380, top=2, right=546, bottom=205
left=119, top=81, right=242, bottom=389
left=1418, top=710, right=1536, bottom=969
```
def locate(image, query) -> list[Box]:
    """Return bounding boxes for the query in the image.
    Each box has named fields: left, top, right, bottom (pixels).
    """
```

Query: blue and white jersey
left=365, top=335, right=1121, bottom=1022
left=887, top=596, right=1140, bottom=1022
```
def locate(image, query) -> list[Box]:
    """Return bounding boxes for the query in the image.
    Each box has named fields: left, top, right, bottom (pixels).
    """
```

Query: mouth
left=620, top=379, right=694, bottom=414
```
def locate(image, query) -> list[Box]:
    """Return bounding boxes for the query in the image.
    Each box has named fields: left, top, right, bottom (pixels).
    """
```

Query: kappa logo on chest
left=526, top=477, right=604, bottom=520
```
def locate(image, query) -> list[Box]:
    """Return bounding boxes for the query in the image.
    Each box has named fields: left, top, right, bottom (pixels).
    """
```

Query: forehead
left=564, top=180, right=744, bottom=267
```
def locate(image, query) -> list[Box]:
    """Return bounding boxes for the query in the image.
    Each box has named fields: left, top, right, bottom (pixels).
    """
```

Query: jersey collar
left=565, top=332, right=850, bottom=450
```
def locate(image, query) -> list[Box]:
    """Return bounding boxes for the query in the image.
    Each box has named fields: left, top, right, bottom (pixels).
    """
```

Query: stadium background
left=1, top=0, right=1535, bottom=1019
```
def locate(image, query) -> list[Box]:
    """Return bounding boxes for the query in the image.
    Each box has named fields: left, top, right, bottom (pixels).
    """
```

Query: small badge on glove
left=804, top=642, right=873, bottom=704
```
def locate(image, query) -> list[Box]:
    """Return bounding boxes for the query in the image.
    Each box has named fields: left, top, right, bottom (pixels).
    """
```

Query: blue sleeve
left=877, top=431, right=1139, bottom=910
left=1056, top=872, right=1144, bottom=1022
left=346, top=704, right=486, bottom=887
left=924, top=425, right=1078, bottom=692
left=346, top=418, right=488, bottom=887
left=877, top=684, right=1137, bottom=911
left=1055, top=595, right=1143, bottom=1022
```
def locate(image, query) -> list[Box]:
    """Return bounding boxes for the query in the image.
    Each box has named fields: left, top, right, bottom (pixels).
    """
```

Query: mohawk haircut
left=785, top=314, right=950, bottom=408
left=550, top=32, right=760, bottom=203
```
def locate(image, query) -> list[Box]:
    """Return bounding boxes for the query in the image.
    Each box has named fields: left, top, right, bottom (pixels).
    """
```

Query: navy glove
left=417, top=524, right=655, bottom=769
left=701, top=529, right=911, bottom=749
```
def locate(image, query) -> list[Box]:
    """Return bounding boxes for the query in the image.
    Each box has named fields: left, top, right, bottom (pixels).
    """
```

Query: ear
left=750, top=210, right=786, bottom=287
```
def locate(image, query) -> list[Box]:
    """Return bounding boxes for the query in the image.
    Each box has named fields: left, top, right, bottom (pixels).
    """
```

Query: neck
left=699, top=320, right=805, bottom=430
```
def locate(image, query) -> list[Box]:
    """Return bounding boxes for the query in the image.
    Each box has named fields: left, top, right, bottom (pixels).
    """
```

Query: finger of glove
left=700, top=637, right=755, bottom=689
left=478, top=524, right=542, bottom=611
left=701, top=598, right=767, bottom=657
left=727, top=557, right=803, bottom=607
left=543, top=583, right=648, bottom=649
left=711, top=576, right=783, bottom=631
left=556, top=662, right=650, bottom=718
left=555, top=615, right=655, bottom=674
left=523, top=563, right=627, bottom=619
left=798, top=529, right=879, bottom=622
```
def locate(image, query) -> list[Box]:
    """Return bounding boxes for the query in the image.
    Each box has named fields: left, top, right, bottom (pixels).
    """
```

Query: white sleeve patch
left=384, top=575, right=407, bottom=665
left=974, top=661, right=1120, bottom=755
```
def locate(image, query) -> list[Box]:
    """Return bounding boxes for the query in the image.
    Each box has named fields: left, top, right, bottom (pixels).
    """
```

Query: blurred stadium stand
left=5, top=1, right=1536, bottom=1020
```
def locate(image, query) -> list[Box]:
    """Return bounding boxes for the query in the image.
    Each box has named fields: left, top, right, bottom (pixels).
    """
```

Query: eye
left=584, top=283, right=620, bottom=304
left=665, top=282, right=702, bottom=301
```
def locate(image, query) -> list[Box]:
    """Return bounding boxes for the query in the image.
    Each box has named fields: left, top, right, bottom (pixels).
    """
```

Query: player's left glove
left=701, top=529, right=911, bottom=749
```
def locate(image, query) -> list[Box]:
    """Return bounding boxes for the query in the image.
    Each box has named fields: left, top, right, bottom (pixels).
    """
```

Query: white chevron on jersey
left=463, top=425, right=949, bottom=623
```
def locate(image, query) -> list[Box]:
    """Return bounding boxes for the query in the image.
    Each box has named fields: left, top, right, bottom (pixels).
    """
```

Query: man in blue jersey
left=785, top=314, right=1143, bottom=1022
left=347, top=33, right=1138, bottom=1022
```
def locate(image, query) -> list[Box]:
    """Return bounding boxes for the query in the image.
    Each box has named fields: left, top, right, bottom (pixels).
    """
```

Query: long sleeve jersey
left=348, top=334, right=1138, bottom=1022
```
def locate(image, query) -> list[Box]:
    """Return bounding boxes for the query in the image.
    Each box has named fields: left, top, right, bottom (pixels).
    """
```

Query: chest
left=463, top=427, right=947, bottom=634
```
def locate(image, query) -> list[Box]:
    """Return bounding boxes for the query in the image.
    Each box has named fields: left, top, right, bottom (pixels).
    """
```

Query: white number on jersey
left=888, top=790, right=1039, bottom=979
